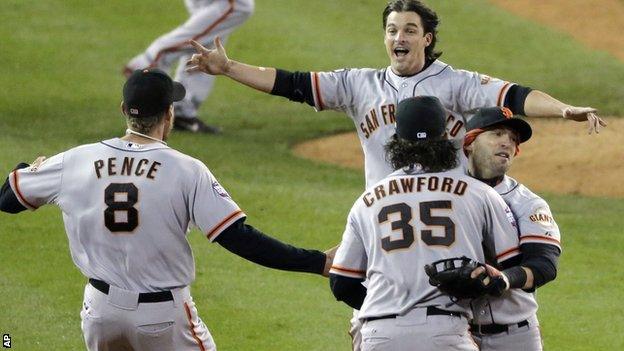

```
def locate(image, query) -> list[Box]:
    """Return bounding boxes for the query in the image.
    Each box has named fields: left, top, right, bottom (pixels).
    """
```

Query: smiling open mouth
left=495, top=152, right=510, bottom=159
left=394, top=47, right=409, bottom=57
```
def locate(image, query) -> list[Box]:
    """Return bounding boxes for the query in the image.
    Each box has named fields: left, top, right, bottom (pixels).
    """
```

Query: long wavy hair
left=385, top=134, right=458, bottom=172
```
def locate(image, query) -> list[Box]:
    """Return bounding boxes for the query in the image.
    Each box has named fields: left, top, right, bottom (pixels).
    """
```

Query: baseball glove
left=424, top=256, right=503, bottom=299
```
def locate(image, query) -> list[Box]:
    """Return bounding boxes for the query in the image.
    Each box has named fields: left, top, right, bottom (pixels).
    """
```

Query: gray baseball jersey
left=311, top=60, right=514, bottom=187
left=472, top=175, right=561, bottom=325
left=330, top=166, right=519, bottom=320
left=9, top=138, right=245, bottom=292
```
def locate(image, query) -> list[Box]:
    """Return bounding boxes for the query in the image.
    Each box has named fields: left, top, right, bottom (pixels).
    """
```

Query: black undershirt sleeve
left=0, top=163, right=29, bottom=214
left=214, top=217, right=326, bottom=275
left=503, top=84, right=533, bottom=116
left=270, top=69, right=315, bottom=107
left=329, top=273, right=367, bottom=310
left=519, top=242, right=560, bottom=290
left=502, top=242, right=560, bottom=291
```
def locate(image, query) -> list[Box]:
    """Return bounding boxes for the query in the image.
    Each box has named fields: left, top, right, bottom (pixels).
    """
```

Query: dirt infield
left=489, top=0, right=624, bottom=61
left=293, top=119, right=623, bottom=198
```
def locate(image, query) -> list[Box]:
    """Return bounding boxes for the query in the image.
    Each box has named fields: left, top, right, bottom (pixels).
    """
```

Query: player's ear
left=424, top=32, right=433, bottom=46
left=164, top=105, right=174, bottom=123
left=464, top=142, right=474, bottom=155
left=120, top=101, right=129, bottom=117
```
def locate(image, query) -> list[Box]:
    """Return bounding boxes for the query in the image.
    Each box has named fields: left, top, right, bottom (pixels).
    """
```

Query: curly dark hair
left=385, top=134, right=458, bottom=172
left=382, top=0, right=442, bottom=62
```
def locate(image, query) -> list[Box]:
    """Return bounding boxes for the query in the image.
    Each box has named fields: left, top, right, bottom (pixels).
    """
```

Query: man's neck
left=468, top=170, right=504, bottom=187
left=477, top=175, right=504, bottom=187
left=122, top=128, right=166, bottom=145
left=390, top=58, right=433, bottom=77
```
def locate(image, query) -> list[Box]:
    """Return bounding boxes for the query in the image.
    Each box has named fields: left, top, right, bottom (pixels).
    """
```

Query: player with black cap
left=329, top=96, right=520, bottom=351
left=0, top=68, right=335, bottom=351
left=463, top=107, right=561, bottom=351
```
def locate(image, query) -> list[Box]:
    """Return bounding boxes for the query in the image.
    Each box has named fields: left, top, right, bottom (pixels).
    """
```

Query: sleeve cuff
left=9, top=170, right=38, bottom=210
left=206, top=210, right=246, bottom=242
left=329, top=264, right=366, bottom=279
left=520, top=235, right=561, bottom=251
left=496, top=246, right=521, bottom=262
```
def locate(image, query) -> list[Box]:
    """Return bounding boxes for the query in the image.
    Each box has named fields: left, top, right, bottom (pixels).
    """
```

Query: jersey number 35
left=379, top=201, right=454, bottom=252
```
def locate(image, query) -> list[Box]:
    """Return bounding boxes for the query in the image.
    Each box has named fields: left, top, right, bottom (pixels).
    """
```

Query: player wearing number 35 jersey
left=329, top=97, right=519, bottom=351
left=0, top=69, right=331, bottom=351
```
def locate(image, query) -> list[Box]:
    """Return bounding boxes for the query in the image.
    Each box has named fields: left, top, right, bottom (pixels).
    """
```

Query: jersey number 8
left=104, top=183, right=139, bottom=232
left=378, top=201, right=454, bottom=251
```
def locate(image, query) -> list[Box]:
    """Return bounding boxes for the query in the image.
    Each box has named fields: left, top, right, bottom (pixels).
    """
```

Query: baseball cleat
left=173, top=116, right=222, bottom=134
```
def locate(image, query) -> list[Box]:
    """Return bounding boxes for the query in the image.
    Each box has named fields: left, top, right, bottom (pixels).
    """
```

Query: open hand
left=562, top=106, right=607, bottom=134
left=322, top=245, right=339, bottom=277
left=185, top=37, right=230, bottom=75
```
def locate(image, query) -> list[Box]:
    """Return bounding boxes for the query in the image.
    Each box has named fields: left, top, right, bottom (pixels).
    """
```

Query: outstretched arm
left=186, top=38, right=317, bottom=106
left=186, top=38, right=277, bottom=93
left=214, top=217, right=332, bottom=276
left=524, top=90, right=607, bottom=134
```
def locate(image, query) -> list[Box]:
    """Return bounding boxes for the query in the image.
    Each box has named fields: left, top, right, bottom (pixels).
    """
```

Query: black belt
left=364, top=306, right=463, bottom=322
left=89, top=279, right=174, bottom=303
left=470, top=320, right=529, bottom=335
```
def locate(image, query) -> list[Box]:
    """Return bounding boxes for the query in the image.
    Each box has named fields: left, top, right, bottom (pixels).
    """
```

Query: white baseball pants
left=359, top=308, right=478, bottom=351
left=472, top=315, right=543, bottom=351
left=80, top=282, right=216, bottom=351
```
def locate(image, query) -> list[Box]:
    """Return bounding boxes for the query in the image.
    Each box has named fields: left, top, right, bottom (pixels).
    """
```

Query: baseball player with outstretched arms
left=186, top=0, right=605, bottom=188
left=124, top=0, right=255, bottom=134
left=329, top=96, right=520, bottom=351
left=462, top=107, right=562, bottom=351
left=0, top=69, right=333, bottom=351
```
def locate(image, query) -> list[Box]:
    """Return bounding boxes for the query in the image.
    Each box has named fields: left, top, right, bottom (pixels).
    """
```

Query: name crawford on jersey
left=362, top=174, right=467, bottom=207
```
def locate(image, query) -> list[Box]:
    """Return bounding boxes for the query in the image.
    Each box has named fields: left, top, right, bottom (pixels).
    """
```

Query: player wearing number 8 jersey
left=0, top=68, right=332, bottom=351
left=329, top=96, right=519, bottom=351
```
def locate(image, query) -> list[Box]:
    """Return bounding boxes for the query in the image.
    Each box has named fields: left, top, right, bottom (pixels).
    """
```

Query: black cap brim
left=492, top=118, right=532, bottom=143
left=172, top=82, right=186, bottom=102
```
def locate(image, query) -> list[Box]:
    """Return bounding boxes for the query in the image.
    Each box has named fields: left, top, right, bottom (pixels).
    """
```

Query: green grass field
left=1, top=0, right=623, bottom=350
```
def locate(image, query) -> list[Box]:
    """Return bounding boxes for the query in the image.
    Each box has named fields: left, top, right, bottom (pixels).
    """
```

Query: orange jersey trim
left=497, top=82, right=511, bottom=107
left=206, top=210, right=244, bottom=240
left=184, top=302, right=207, bottom=351
left=151, top=0, right=235, bottom=66
left=520, top=235, right=561, bottom=245
left=330, top=265, right=365, bottom=275
left=496, top=246, right=520, bottom=260
left=312, top=72, right=325, bottom=110
left=11, top=171, right=37, bottom=209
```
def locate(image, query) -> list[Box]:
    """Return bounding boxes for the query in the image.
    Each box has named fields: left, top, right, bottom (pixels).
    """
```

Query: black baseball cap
left=396, top=96, right=447, bottom=141
left=466, top=107, right=532, bottom=143
left=123, top=68, right=186, bottom=118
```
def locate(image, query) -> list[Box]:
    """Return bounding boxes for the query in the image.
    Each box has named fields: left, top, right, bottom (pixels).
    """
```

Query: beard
left=472, top=152, right=511, bottom=179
